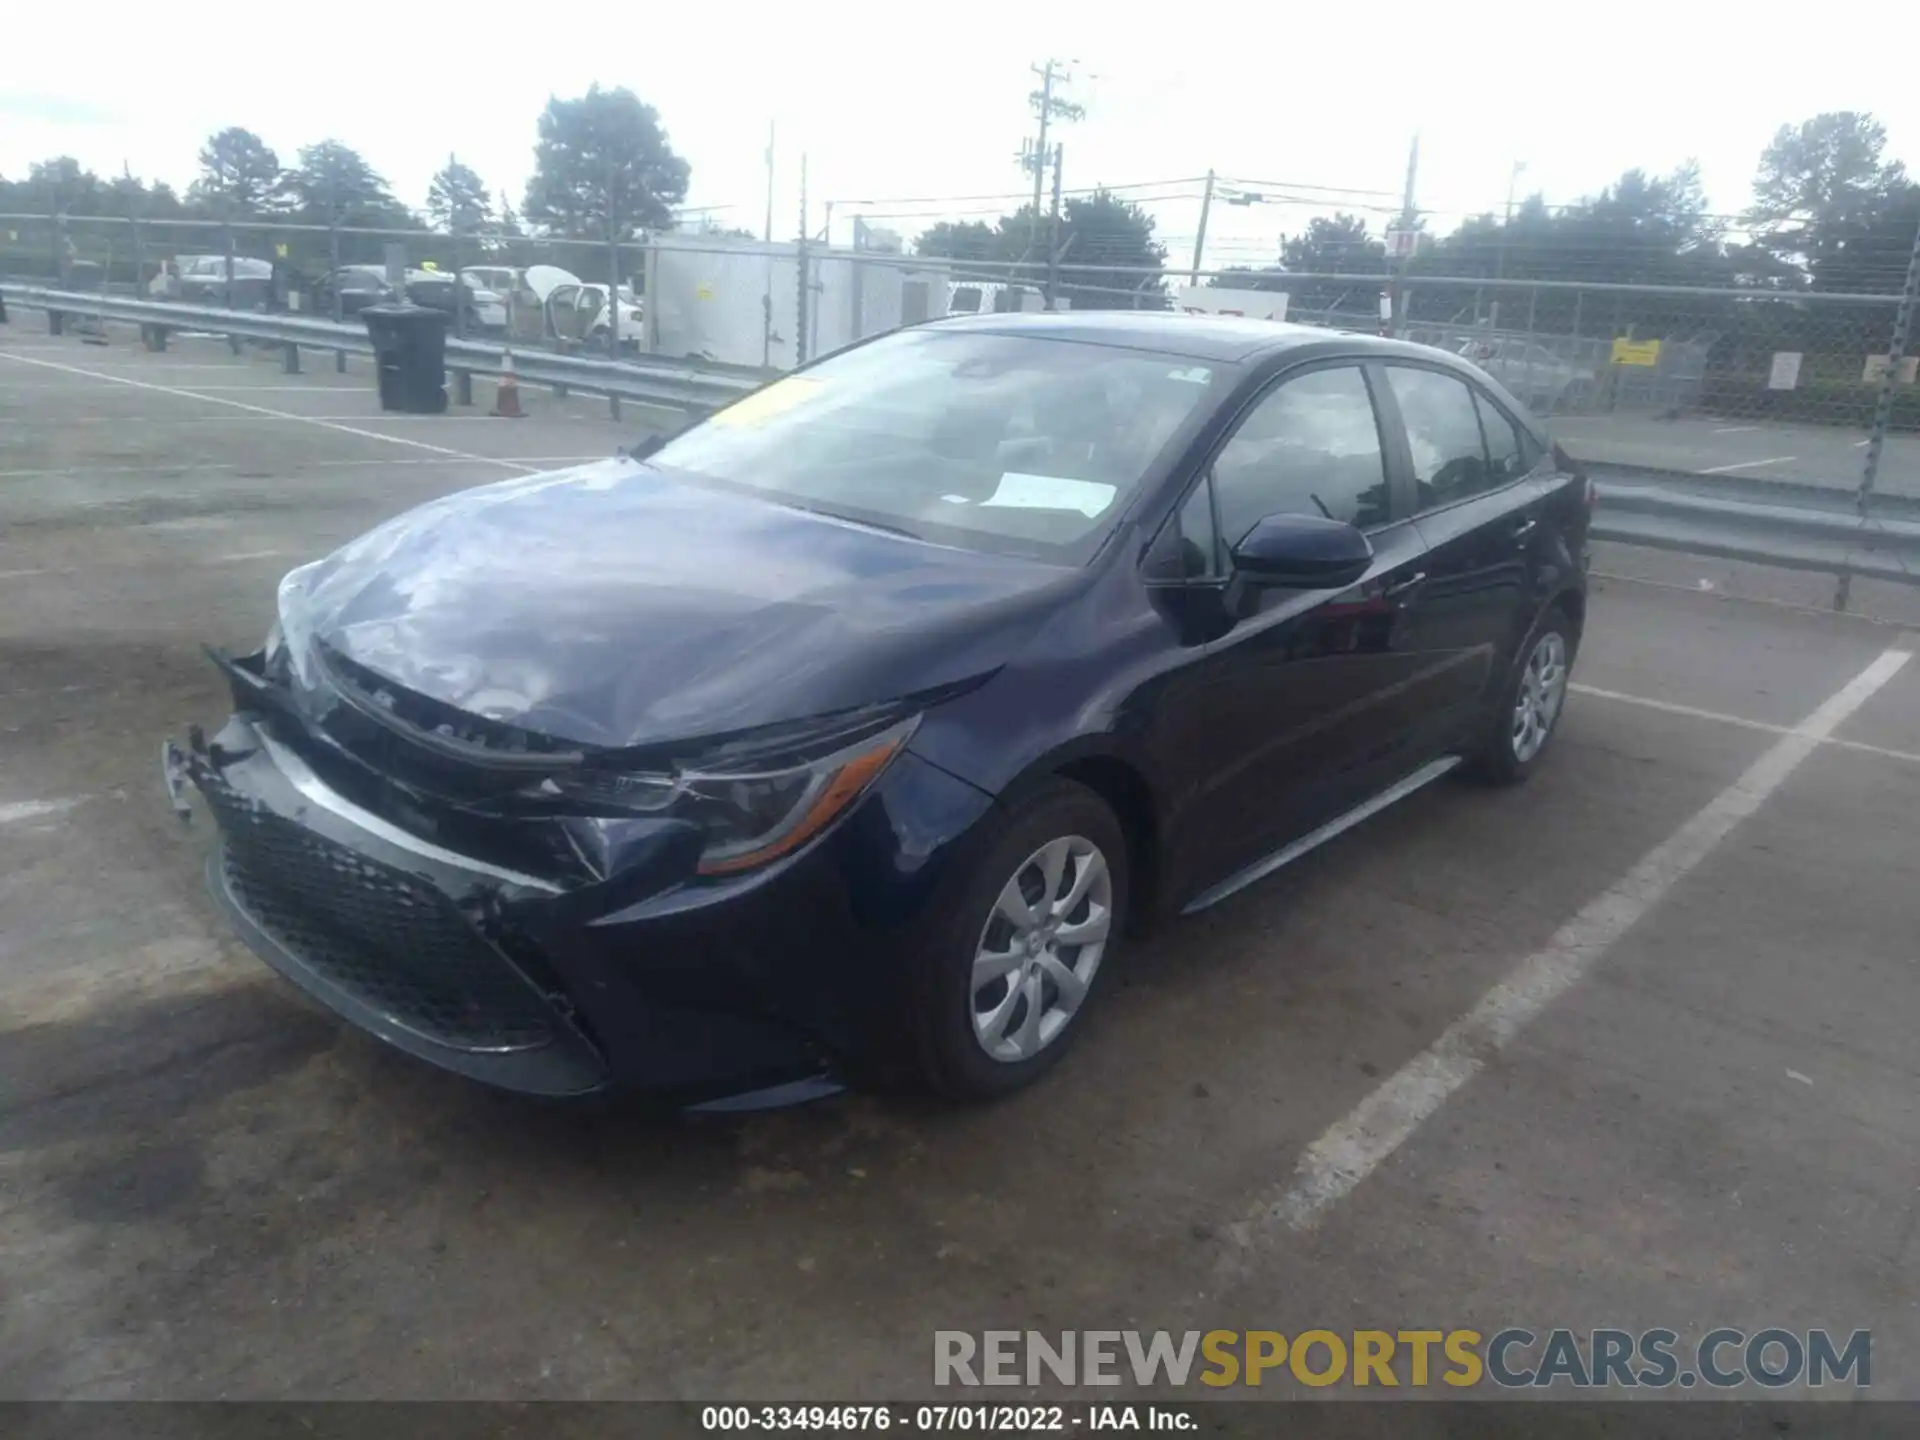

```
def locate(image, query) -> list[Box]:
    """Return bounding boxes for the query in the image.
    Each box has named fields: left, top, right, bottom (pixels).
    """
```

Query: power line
left=829, top=175, right=1206, bottom=209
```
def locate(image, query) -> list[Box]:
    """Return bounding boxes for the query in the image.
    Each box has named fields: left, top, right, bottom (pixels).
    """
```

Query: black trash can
left=362, top=303, right=449, bottom=414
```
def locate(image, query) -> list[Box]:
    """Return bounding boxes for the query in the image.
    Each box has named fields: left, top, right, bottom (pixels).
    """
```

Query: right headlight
left=530, top=714, right=918, bottom=876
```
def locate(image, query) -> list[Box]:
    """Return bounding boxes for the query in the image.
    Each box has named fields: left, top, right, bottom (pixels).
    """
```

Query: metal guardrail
left=1589, top=464, right=1920, bottom=593
left=5, top=282, right=1917, bottom=603
left=0, top=283, right=768, bottom=416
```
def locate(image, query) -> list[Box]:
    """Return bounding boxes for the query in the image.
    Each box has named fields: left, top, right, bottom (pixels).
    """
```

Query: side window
left=1387, top=367, right=1494, bottom=510
left=1475, top=391, right=1527, bottom=484
left=1209, top=366, right=1391, bottom=549
left=1143, top=479, right=1222, bottom=582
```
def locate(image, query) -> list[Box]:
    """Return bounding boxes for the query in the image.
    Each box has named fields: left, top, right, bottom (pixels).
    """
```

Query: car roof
left=921, top=309, right=1460, bottom=367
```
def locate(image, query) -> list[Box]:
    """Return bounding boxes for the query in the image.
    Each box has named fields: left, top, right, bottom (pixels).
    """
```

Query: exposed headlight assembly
left=530, top=714, right=918, bottom=876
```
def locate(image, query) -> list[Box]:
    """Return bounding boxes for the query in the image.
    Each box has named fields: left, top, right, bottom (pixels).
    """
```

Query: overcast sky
left=5, top=1, right=1914, bottom=268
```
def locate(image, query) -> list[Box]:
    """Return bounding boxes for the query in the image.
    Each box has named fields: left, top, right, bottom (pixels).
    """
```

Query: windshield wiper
left=785, top=504, right=924, bottom=542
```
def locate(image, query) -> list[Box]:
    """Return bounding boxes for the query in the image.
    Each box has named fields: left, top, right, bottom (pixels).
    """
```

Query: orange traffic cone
left=492, top=346, right=525, bottom=418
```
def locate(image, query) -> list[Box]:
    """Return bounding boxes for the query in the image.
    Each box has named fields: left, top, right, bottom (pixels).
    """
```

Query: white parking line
left=0, top=797, right=86, bottom=825
left=1702, top=455, right=1796, bottom=474
left=1571, top=682, right=1920, bottom=766
left=0, top=351, right=538, bottom=472
left=0, top=456, right=602, bottom=478
left=1232, top=646, right=1911, bottom=1241
left=1711, top=425, right=1760, bottom=434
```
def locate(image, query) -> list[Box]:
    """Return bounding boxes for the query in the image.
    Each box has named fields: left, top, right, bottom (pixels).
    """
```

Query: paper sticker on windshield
left=981, top=472, right=1117, bottom=519
left=1166, top=366, right=1212, bottom=384
left=711, top=376, right=824, bottom=429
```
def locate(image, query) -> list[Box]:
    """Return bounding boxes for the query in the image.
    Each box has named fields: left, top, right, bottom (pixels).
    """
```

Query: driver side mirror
left=1230, top=513, right=1373, bottom=589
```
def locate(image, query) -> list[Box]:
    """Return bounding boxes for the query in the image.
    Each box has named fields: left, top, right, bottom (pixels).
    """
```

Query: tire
left=1466, top=609, right=1576, bottom=786
left=913, top=779, right=1129, bottom=1100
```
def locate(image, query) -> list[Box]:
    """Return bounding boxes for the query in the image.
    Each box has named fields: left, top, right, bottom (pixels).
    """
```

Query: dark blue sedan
left=167, top=312, right=1591, bottom=1105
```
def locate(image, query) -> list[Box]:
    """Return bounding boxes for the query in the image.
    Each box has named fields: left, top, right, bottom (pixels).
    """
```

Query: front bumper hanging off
left=166, top=717, right=612, bottom=1097
left=165, top=705, right=857, bottom=1107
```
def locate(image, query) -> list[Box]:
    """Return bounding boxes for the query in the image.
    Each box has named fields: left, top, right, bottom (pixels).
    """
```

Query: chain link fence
left=7, top=209, right=1918, bottom=523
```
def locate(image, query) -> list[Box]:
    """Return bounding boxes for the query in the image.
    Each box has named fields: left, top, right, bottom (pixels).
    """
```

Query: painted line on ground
left=1225, top=646, right=1911, bottom=1245
left=0, top=351, right=538, bottom=472
left=1711, top=425, right=1761, bottom=434
left=1702, top=455, right=1797, bottom=474
left=1, top=413, right=608, bottom=426
left=1570, top=682, right=1920, bottom=766
left=1589, top=568, right=1914, bottom=628
left=0, top=797, right=87, bottom=826
left=0, top=456, right=602, bottom=478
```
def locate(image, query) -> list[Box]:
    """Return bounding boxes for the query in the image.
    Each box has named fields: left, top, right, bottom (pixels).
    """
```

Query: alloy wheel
left=970, top=835, right=1113, bottom=1063
left=1512, top=630, right=1569, bottom=763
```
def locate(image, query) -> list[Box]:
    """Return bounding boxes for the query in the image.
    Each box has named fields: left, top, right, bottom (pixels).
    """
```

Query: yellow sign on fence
left=1610, top=337, right=1662, bottom=367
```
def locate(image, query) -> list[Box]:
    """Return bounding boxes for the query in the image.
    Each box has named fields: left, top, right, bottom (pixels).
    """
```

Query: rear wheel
left=915, top=780, right=1128, bottom=1100
left=1467, top=611, right=1574, bottom=786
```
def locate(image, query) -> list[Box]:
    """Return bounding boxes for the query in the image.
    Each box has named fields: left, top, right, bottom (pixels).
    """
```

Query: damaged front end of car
left=163, top=610, right=934, bottom=1106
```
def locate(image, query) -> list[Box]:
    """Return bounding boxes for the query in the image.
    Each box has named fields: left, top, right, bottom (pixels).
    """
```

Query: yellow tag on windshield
left=711, top=377, right=825, bottom=429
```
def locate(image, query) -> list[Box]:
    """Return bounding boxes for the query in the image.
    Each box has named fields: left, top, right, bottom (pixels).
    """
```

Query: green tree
left=5, top=156, right=103, bottom=215
left=282, top=140, right=413, bottom=228
left=914, top=219, right=1000, bottom=270
left=523, top=85, right=690, bottom=238
left=912, top=192, right=1165, bottom=308
left=426, top=155, right=492, bottom=233
left=1281, top=213, right=1387, bottom=275
left=188, top=127, right=285, bottom=216
left=1209, top=213, right=1387, bottom=318
left=1012, top=190, right=1167, bottom=310
left=1749, top=112, right=1912, bottom=291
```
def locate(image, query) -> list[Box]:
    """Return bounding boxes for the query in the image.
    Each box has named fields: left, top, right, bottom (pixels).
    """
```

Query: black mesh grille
left=200, top=767, right=558, bottom=1052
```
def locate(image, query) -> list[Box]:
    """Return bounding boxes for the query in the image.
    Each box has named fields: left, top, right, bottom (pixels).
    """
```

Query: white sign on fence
left=1767, top=352, right=1803, bottom=391
left=1862, top=354, right=1920, bottom=385
left=1177, top=286, right=1289, bottom=322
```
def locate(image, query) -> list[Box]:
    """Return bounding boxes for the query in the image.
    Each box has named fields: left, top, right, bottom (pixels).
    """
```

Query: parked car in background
left=167, top=313, right=1592, bottom=1106
left=166, top=255, right=275, bottom=309
left=1456, top=337, right=1596, bottom=412
left=946, top=281, right=1041, bottom=316
left=409, top=273, right=508, bottom=333
left=311, top=265, right=393, bottom=318
left=460, top=265, right=519, bottom=297
left=572, top=281, right=643, bottom=351
left=490, top=265, right=643, bottom=351
left=313, top=266, right=505, bottom=332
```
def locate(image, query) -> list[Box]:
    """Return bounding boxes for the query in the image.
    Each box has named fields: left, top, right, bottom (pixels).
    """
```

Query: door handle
left=1383, top=571, right=1428, bottom=600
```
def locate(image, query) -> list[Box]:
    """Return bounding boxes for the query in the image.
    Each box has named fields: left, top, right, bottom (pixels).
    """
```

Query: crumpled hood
left=281, top=458, right=1080, bottom=750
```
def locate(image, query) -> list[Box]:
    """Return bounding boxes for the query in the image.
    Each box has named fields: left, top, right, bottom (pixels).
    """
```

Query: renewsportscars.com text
left=933, top=1328, right=1871, bottom=1390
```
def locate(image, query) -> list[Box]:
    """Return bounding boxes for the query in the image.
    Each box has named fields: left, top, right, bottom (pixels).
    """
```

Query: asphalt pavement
left=3, top=324, right=1918, bottom=1407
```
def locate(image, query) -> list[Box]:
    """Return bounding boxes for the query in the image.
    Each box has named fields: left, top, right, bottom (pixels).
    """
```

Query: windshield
left=649, top=328, right=1218, bottom=558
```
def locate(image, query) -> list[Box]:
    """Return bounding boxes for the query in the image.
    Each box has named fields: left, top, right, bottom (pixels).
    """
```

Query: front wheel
left=1466, top=612, right=1574, bottom=785
left=915, top=780, right=1129, bottom=1100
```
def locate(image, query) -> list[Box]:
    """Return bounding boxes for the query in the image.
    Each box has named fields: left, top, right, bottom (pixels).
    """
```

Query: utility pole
left=796, top=153, right=810, bottom=366
left=1491, top=159, right=1525, bottom=329
left=1841, top=214, right=1920, bottom=610
left=1386, top=132, right=1420, bottom=337
left=1189, top=168, right=1216, bottom=287
left=763, top=121, right=776, bottom=243
left=605, top=151, right=620, bottom=356
left=1020, top=59, right=1084, bottom=290
left=761, top=120, right=776, bottom=368
left=1046, top=143, right=1065, bottom=309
